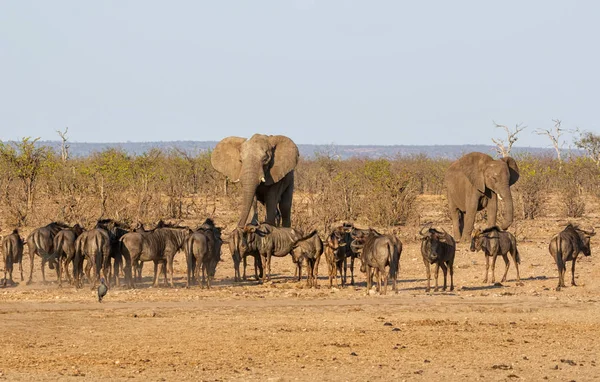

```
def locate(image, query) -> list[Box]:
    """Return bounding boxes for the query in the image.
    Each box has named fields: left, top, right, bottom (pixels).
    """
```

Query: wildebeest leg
left=382, top=266, right=388, bottom=295
left=511, top=251, right=521, bottom=282
left=448, top=260, right=454, bottom=291
left=365, top=265, right=372, bottom=295
left=434, top=263, right=440, bottom=292
left=241, top=255, right=247, bottom=281
left=424, top=259, right=431, bottom=293
left=440, top=262, right=448, bottom=291
left=266, top=252, right=273, bottom=282
left=259, top=254, right=268, bottom=284
left=152, top=261, right=160, bottom=287
left=500, top=254, right=510, bottom=283
left=490, top=255, right=499, bottom=283
left=27, top=249, right=35, bottom=285
left=113, top=256, right=121, bottom=287
left=571, top=258, right=578, bottom=286
left=186, top=251, right=193, bottom=287
left=19, top=256, right=24, bottom=282
left=349, top=256, right=355, bottom=286
left=483, top=256, right=490, bottom=283
left=166, top=255, right=174, bottom=288
left=41, top=257, right=48, bottom=283
left=313, top=254, right=320, bottom=288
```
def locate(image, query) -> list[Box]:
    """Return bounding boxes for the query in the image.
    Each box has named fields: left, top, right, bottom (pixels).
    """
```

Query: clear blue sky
left=1, top=1, right=598, bottom=146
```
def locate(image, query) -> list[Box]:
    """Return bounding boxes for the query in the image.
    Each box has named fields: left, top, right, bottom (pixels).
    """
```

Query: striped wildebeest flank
left=470, top=226, right=521, bottom=284
left=352, top=229, right=402, bottom=295
left=290, top=230, right=323, bottom=288
left=184, top=218, right=223, bottom=288
left=2, top=229, right=24, bottom=286
left=242, top=223, right=318, bottom=283
left=549, top=223, right=596, bottom=291
left=419, top=225, right=455, bottom=292
left=26, top=221, right=70, bottom=284
left=120, top=222, right=189, bottom=288
left=229, top=227, right=263, bottom=282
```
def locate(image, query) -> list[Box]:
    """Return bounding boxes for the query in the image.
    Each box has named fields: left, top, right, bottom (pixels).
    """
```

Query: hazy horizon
left=2, top=1, right=598, bottom=146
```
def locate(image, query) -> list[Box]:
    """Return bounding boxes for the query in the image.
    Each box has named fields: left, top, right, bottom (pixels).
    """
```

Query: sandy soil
left=2, top=197, right=600, bottom=381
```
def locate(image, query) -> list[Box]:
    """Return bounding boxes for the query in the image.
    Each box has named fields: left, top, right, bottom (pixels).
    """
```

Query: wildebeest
left=243, top=223, right=317, bottom=283
left=120, top=222, right=188, bottom=288
left=470, top=227, right=521, bottom=284
left=323, top=230, right=347, bottom=288
left=184, top=219, right=223, bottom=288
left=26, top=221, right=70, bottom=284
left=353, top=229, right=402, bottom=295
left=290, top=230, right=323, bottom=287
left=419, top=225, right=455, bottom=292
left=549, top=223, right=595, bottom=291
left=2, top=229, right=24, bottom=286
left=337, top=223, right=369, bottom=286
left=73, top=219, right=130, bottom=289
left=229, top=227, right=263, bottom=282
left=52, top=223, right=84, bottom=287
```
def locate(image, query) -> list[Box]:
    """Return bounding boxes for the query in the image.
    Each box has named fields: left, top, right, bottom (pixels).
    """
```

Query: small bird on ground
left=98, top=278, right=108, bottom=302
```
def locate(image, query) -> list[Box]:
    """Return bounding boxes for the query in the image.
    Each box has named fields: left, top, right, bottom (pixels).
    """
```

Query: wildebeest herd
left=0, top=148, right=597, bottom=295
left=1, top=218, right=596, bottom=295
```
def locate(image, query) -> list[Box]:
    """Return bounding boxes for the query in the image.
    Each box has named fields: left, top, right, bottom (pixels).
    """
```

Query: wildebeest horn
left=419, top=226, right=430, bottom=236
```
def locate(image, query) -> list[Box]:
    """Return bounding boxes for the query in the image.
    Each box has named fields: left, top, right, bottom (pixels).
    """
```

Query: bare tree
left=535, top=119, right=566, bottom=163
left=56, top=127, right=70, bottom=162
left=491, top=122, right=527, bottom=157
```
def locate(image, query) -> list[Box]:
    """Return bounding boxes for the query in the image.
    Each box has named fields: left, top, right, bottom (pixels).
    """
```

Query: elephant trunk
left=498, top=186, right=514, bottom=230
left=237, top=163, right=264, bottom=228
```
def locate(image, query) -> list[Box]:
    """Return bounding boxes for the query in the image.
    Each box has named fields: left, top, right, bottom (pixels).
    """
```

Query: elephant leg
left=462, top=195, right=481, bottom=242
left=279, top=182, right=293, bottom=228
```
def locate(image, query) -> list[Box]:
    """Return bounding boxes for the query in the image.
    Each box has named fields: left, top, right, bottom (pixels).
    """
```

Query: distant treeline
left=34, top=140, right=571, bottom=160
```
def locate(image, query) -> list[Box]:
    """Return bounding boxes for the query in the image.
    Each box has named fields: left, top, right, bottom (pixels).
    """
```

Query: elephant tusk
left=260, top=177, right=265, bottom=183
left=497, top=194, right=503, bottom=201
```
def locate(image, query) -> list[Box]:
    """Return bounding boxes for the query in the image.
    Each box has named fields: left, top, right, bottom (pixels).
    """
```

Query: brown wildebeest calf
left=2, top=229, right=24, bottom=286
left=419, top=225, right=455, bottom=292
left=470, top=226, right=521, bottom=284
left=549, top=223, right=595, bottom=291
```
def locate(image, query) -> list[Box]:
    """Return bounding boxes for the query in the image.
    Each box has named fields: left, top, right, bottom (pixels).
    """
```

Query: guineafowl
left=98, top=278, right=108, bottom=302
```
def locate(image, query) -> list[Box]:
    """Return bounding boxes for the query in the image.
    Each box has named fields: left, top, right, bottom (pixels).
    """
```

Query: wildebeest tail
left=515, top=247, right=521, bottom=264
left=388, top=241, right=398, bottom=280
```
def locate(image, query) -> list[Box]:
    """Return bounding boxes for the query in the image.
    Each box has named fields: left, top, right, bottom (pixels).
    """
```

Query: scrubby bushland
left=0, top=138, right=598, bottom=229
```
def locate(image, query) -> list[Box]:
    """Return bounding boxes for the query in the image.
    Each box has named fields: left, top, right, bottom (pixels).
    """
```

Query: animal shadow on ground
left=459, top=284, right=505, bottom=291
left=1, top=280, right=19, bottom=288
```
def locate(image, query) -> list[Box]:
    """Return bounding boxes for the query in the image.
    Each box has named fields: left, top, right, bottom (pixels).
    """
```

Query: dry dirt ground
left=2, top=196, right=600, bottom=381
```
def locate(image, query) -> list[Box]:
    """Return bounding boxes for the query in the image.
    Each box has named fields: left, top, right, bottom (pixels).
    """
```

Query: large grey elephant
left=211, top=134, right=299, bottom=228
left=444, top=152, right=519, bottom=242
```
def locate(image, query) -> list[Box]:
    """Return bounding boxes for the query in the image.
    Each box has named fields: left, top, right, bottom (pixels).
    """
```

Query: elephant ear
left=211, top=136, right=247, bottom=182
left=501, top=157, right=520, bottom=186
left=460, top=153, right=486, bottom=193
left=266, top=135, right=299, bottom=184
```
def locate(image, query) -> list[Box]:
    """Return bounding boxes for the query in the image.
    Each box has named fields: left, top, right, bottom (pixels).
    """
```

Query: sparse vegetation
left=0, top=137, right=598, bottom=228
